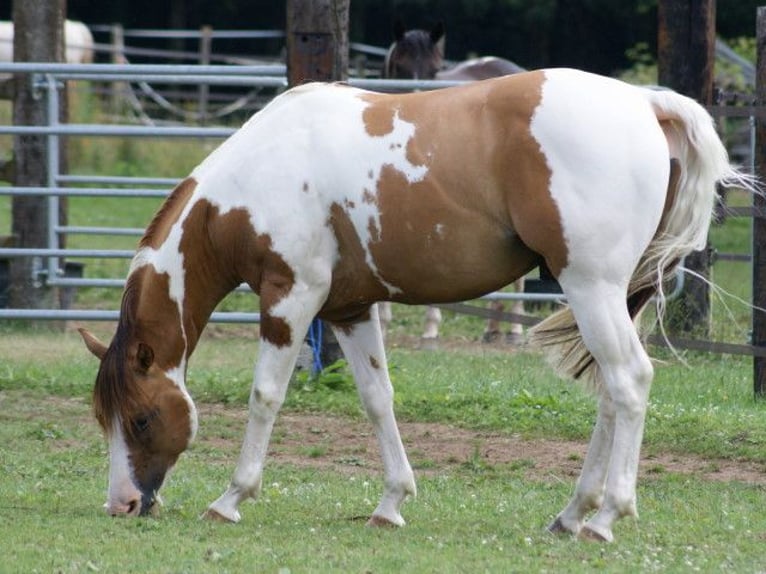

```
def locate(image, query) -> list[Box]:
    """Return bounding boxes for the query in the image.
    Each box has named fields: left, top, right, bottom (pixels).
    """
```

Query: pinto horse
left=383, top=21, right=527, bottom=343
left=80, top=68, right=749, bottom=542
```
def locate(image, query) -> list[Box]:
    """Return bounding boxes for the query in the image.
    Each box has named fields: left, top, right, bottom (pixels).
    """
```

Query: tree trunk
left=10, top=0, right=67, bottom=310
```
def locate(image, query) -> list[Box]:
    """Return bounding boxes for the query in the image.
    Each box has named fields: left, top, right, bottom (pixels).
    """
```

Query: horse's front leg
left=204, top=288, right=325, bottom=523
left=331, top=306, right=416, bottom=526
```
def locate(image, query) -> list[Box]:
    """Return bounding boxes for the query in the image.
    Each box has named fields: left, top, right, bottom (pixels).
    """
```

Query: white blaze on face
left=106, top=418, right=141, bottom=514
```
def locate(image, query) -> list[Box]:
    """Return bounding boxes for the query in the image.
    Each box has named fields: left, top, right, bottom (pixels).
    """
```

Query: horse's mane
left=92, top=270, right=144, bottom=435
left=139, top=177, right=196, bottom=249
left=95, top=179, right=196, bottom=435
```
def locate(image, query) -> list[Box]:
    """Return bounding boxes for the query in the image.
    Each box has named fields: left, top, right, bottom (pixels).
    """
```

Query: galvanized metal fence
left=0, top=62, right=555, bottom=324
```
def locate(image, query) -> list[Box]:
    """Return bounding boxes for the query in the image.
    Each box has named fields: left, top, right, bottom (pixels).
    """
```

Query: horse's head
left=384, top=20, right=445, bottom=79
left=79, top=326, right=196, bottom=516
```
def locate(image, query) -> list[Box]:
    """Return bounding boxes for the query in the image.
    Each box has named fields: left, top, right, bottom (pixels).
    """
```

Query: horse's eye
left=133, top=416, right=150, bottom=434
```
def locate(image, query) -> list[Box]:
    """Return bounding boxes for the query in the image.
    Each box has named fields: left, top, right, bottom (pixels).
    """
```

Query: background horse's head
left=79, top=287, right=196, bottom=516
left=384, top=20, right=445, bottom=79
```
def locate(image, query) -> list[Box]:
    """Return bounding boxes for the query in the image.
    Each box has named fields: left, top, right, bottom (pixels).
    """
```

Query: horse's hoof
left=547, top=517, right=575, bottom=536
left=201, top=508, right=238, bottom=523
left=366, top=514, right=403, bottom=528
left=482, top=330, right=501, bottom=344
left=505, top=332, right=524, bottom=346
left=578, top=525, right=612, bottom=543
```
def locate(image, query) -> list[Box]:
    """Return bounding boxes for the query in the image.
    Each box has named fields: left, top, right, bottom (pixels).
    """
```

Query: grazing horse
left=383, top=21, right=527, bottom=344
left=80, top=69, right=749, bottom=542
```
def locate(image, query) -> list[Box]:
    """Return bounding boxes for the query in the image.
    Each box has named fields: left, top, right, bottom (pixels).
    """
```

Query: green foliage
left=294, top=359, right=355, bottom=393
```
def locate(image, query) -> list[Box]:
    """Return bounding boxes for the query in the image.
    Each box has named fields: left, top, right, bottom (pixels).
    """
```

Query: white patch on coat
left=188, top=83, right=428, bottom=298
left=530, top=68, right=669, bottom=284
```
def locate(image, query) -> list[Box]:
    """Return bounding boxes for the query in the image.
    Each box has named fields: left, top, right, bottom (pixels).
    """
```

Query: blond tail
left=528, top=87, right=758, bottom=387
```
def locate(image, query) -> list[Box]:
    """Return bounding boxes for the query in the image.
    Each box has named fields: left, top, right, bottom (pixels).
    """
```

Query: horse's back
left=188, top=71, right=672, bottom=308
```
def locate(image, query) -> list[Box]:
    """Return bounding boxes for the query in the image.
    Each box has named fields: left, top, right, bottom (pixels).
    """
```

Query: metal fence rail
left=1, top=62, right=698, bottom=324
left=0, top=62, right=472, bottom=323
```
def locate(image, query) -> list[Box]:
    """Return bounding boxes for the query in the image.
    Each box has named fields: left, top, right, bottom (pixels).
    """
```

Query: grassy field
left=1, top=332, right=766, bottom=572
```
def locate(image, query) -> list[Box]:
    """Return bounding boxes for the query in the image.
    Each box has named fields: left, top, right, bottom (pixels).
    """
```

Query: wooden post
left=197, top=25, right=212, bottom=125
left=110, top=23, right=126, bottom=114
left=657, top=0, right=716, bottom=335
left=286, top=0, right=350, bottom=367
left=10, top=0, right=66, bottom=310
left=286, top=0, right=350, bottom=85
left=754, top=6, right=766, bottom=397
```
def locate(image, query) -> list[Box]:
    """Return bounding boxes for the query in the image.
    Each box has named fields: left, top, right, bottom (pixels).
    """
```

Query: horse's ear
left=430, top=21, right=445, bottom=45
left=78, top=328, right=107, bottom=360
left=393, top=19, right=406, bottom=41
left=136, top=342, right=155, bottom=373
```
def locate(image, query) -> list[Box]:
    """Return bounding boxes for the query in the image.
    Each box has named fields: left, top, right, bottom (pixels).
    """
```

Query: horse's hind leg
left=548, top=393, right=615, bottom=535
left=551, top=282, right=653, bottom=542
left=330, top=306, right=416, bottom=526
left=507, top=278, right=525, bottom=345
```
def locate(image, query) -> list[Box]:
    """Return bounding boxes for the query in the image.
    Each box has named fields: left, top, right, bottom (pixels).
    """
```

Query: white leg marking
left=508, top=278, right=525, bottom=341
left=549, top=394, right=614, bottom=535
left=378, top=302, right=392, bottom=340
left=206, top=289, right=327, bottom=523
left=421, top=306, right=442, bottom=340
left=556, top=282, right=653, bottom=542
left=331, top=307, right=416, bottom=526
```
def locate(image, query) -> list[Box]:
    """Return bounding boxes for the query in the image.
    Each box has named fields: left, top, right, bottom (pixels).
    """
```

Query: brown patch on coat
left=361, top=102, right=396, bottom=137
left=319, top=202, right=387, bottom=324
left=176, top=200, right=297, bottom=349
left=355, top=73, right=563, bottom=302
left=140, top=178, right=197, bottom=249
left=369, top=356, right=380, bottom=369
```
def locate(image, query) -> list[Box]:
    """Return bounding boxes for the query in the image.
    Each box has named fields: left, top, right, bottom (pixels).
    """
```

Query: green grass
left=2, top=340, right=766, bottom=572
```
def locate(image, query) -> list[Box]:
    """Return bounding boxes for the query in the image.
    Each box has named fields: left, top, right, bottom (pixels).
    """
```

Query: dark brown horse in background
left=382, top=20, right=527, bottom=344
left=384, top=20, right=525, bottom=81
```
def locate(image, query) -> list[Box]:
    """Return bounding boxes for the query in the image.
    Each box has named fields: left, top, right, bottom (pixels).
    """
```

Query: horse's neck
left=131, top=200, right=241, bottom=364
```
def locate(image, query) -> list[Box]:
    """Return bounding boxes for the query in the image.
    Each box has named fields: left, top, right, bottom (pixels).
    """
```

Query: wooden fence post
left=286, top=0, right=350, bottom=85
left=110, top=23, right=127, bottom=114
left=657, top=0, right=716, bottom=336
left=754, top=6, right=766, bottom=397
left=286, top=0, right=350, bottom=367
left=198, top=25, right=212, bottom=125
left=10, top=0, right=66, bottom=310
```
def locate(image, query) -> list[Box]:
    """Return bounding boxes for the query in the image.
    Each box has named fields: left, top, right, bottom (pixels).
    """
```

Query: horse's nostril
left=126, top=499, right=138, bottom=515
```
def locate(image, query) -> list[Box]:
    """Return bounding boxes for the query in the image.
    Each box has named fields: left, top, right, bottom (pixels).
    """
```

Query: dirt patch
left=196, top=405, right=766, bottom=484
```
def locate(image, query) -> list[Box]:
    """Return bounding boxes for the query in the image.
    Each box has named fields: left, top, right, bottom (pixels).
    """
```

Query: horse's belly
left=377, top=229, right=538, bottom=304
